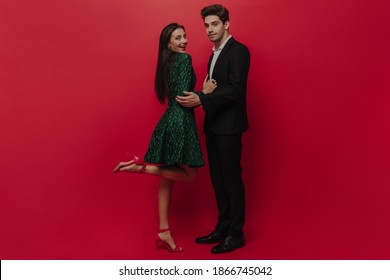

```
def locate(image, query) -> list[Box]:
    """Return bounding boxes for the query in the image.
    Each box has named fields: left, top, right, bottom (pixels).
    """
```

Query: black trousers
left=206, top=132, right=245, bottom=237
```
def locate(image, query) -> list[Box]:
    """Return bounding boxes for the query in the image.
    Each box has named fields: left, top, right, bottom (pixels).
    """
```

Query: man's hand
left=176, top=91, right=201, bottom=107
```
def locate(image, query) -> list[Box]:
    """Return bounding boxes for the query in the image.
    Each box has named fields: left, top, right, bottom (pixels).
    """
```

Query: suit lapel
left=207, top=53, right=213, bottom=75
left=208, top=37, right=235, bottom=76
left=217, top=37, right=235, bottom=63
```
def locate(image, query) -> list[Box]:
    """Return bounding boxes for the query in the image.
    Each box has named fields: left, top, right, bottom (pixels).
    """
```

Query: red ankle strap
left=140, top=163, right=147, bottom=173
left=158, top=228, right=170, bottom=233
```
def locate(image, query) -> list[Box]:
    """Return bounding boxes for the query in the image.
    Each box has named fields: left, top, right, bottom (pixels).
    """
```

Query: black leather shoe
left=211, top=235, right=245, bottom=254
left=195, top=230, right=227, bottom=244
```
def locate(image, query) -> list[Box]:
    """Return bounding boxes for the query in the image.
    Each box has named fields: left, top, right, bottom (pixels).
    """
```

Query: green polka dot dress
left=144, top=53, right=204, bottom=167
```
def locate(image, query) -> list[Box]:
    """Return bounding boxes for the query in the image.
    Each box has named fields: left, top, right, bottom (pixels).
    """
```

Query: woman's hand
left=202, top=75, right=217, bottom=94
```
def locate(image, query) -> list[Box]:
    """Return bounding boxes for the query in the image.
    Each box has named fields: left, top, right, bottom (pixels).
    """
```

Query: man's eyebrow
left=205, top=21, right=219, bottom=25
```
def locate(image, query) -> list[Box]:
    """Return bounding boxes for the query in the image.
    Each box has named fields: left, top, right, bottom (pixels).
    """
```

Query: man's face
left=204, top=15, right=229, bottom=44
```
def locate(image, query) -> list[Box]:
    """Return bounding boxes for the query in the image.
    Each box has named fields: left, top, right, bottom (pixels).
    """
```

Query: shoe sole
left=211, top=242, right=245, bottom=254
left=195, top=239, right=224, bottom=244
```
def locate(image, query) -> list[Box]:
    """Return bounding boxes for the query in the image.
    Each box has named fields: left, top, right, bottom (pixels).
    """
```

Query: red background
left=1, top=0, right=389, bottom=259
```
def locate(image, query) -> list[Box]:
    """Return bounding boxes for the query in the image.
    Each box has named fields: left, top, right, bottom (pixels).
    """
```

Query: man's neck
left=214, top=32, right=230, bottom=49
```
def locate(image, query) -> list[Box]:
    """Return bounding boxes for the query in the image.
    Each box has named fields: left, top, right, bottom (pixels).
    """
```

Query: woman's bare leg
left=156, top=178, right=180, bottom=250
left=118, top=163, right=197, bottom=182
left=113, top=162, right=195, bottom=251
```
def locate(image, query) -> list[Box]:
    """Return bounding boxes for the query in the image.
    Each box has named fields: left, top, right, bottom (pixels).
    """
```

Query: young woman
left=113, top=23, right=216, bottom=252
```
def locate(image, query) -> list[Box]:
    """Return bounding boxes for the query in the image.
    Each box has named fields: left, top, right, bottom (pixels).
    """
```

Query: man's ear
left=224, top=21, right=230, bottom=30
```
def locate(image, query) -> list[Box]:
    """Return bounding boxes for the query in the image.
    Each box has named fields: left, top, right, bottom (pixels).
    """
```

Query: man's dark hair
left=200, top=4, right=229, bottom=23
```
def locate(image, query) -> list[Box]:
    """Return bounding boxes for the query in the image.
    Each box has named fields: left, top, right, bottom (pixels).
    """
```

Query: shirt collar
left=212, top=35, right=232, bottom=52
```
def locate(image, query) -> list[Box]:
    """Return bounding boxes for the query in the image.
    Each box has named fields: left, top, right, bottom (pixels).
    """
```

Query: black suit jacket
left=199, top=37, right=250, bottom=134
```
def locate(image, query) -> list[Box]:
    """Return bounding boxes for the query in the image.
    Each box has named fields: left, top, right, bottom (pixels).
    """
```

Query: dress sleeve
left=171, top=54, right=195, bottom=97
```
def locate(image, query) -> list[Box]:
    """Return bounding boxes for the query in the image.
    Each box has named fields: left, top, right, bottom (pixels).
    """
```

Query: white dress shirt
left=209, top=35, right=232, bottom=79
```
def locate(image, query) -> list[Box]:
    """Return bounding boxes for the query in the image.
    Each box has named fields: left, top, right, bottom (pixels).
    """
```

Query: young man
left=176, top=4, right=250, bottom=253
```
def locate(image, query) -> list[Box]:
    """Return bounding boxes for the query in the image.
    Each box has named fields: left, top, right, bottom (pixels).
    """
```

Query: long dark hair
left=155, top=23, right=185, bottom=104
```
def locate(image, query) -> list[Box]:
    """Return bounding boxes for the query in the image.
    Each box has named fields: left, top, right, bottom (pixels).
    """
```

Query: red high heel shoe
left=112, top=155, right=147, bottom=173
left=155, top=228, right=183, bottom=253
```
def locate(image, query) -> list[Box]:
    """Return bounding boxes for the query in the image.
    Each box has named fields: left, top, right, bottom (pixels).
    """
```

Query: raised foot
left=112, top=155, right=146, bottom=173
